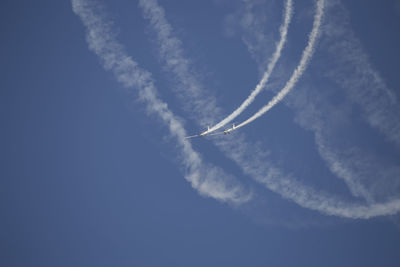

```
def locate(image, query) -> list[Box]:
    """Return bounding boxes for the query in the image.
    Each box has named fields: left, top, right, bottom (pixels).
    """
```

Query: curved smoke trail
left=71, top=0, right=251, bottom=204
left=75, top=0, right=400, bottom=219
left=140, top=0, right=400, bottom=219
left=207, top=0, right=293, bottom=133
left=235, top=0, right=325, bottom=130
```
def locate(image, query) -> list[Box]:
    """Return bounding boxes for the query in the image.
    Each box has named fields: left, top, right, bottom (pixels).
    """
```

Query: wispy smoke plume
left=71, top=0, right=251, bottom=204
left=207, top=0, right=293, bottom=133
left=235, top=0, right=325, bottom=130
left=139, top=0, right=400, bottom=219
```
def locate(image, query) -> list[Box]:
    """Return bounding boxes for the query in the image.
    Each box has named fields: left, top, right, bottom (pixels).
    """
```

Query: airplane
left=223, top=123, right=237, bottom=134
left=185, top=126, right=211, bottom=139
left=199, top=126, right=211, bottom=136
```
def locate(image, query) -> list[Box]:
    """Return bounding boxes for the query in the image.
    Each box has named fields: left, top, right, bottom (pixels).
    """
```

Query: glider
left=223, top=124, right=237, bottom=135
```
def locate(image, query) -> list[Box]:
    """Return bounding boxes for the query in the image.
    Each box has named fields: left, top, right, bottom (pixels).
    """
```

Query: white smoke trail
left=235, top=0, right=325, bottom=130
left=139, top=0, right=221, bottom=127
left=321, top=0, right=400, bottom=147
left=71, top=0, right=251, bottom=204
left=140, top=0, right=400, bottom=219
left=206, top=0, right=293, bottom=133
left=285, top=0, right=400, bottom=205
left=138, top=0, right=292, bottom=133
left=220, top=136, right=400, bottom=219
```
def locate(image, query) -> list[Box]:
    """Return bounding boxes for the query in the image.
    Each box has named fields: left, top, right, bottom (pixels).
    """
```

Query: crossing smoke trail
left=284, top=0, right=400, bottom=204
left=71, top=0, right=251, bottom=204
left=322, top=0, right=400, bottom=147
left=141, top=0, right=400, bottom=219
left=235, top=0, right=325, bottom=130
left=207, top=0, right=293, bottom=133
left=139, top=0, right=292, bottom=134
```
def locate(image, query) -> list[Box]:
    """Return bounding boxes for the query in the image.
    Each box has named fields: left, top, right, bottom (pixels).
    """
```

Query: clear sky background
left=1, top=0, right=400, bottom=266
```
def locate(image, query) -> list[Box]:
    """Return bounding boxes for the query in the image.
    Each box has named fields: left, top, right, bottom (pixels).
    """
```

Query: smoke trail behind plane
left=206, top=0, right=293, bottom=133
left=235, top=0, right=325, bottom=130
left=76, top=0, right=400, bottom=219
left=71, top=0, right=251, bottom=204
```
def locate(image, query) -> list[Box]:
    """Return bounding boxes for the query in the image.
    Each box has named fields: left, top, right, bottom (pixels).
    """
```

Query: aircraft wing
left=185, top=134, right=199, bottom=139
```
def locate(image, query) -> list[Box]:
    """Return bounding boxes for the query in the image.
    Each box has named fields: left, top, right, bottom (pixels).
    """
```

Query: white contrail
left=206, top=0, right=293, bottom=133
left=235, top=0, right=325, bottom=130
left=140, top=0, right=400, bottom=219
left=322, top=0, right=400, bottom=147
left=139, top=0, right=292, bottom=133
left=285, top=0, right=400, bottom=204
left=139, top=0, right=220, bottom=127
left=71, top=0, right=251, bottom=204
left=221, top=136, right=400, bottom=219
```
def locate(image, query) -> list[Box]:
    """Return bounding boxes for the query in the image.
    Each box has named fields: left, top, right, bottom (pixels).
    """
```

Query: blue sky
left=1, top=0, right=400, bottom=266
